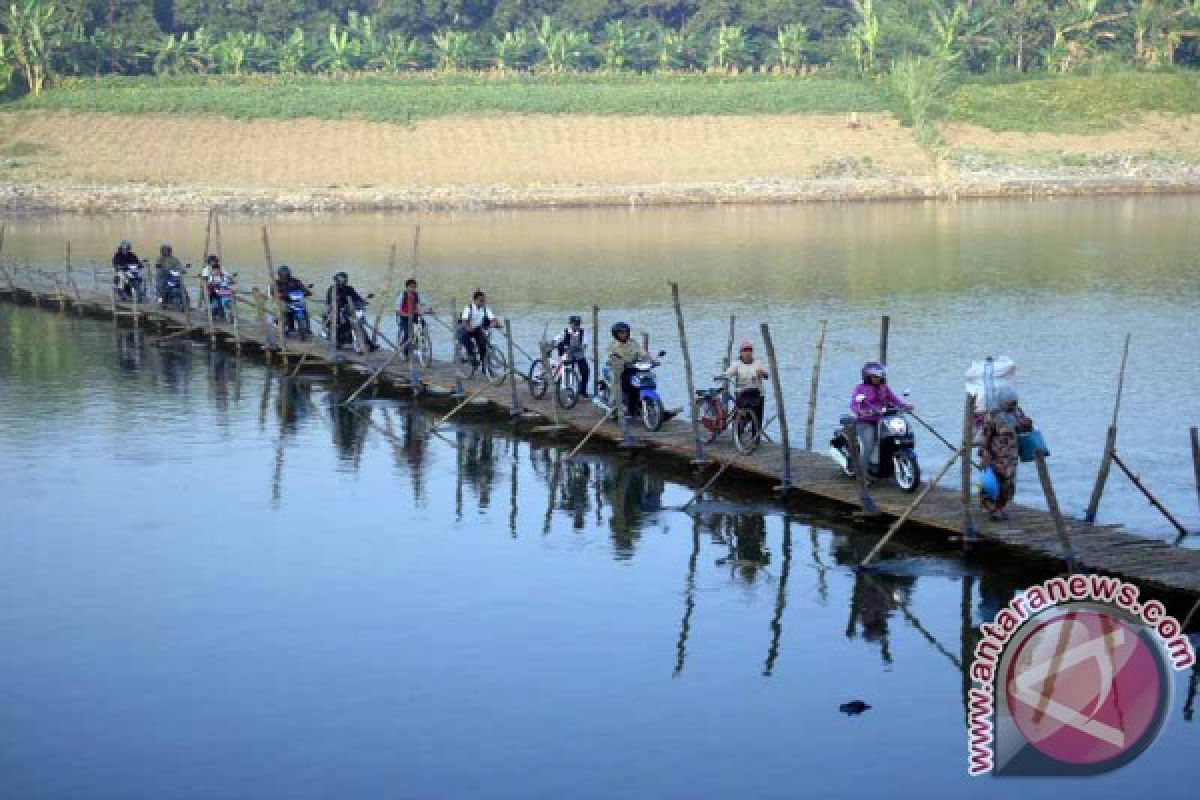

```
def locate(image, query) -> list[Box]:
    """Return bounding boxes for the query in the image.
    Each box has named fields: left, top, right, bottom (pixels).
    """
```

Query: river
left=0, top=197, right=1198, bottom=798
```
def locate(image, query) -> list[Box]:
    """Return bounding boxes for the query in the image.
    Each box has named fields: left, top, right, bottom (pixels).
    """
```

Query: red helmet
left=739, top=341, right=754, bottom=352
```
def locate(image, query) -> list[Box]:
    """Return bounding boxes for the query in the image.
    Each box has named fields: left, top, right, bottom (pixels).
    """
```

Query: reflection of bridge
left=4, top=266, right=1200, bottom=605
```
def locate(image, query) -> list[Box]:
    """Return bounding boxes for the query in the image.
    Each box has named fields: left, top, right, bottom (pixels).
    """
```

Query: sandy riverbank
left=1, top=110, right=1198, bottom=212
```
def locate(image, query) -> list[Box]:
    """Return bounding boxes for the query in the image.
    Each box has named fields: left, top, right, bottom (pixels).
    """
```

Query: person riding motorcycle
left=850, top=361, right=911, bottom=475
left=274, top=265, right=312, bottom=334
left=553, top=314, right=590, bottom=397
left=154, top=244, right=181, bottom=299
left=325, top=272, right=374, bottom=352
left=721, top=341, right=769, bottom=425
left=606, top=321, right=655, bottom=419
left=459, top=290, right=501, bottom=366
left=111, top=240, right=142, bottom=298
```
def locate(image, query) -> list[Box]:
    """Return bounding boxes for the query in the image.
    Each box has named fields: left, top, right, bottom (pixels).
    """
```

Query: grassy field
left=10, top=73, right=889, bottom=121
left=6, top=70, right=1199, bottom=133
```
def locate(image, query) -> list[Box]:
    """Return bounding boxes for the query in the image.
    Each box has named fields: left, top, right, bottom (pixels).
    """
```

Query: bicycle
left=401, top=316, right=434, bottom=367
left=456, top=330, right=508, bottom=385
left=528, top=351, right=582, bottom=409
left=696, top=377, right=762, bottom=454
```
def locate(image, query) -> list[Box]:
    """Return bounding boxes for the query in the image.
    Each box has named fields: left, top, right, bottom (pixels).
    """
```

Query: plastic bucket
left=1017, top=430, right=1048, bottom=463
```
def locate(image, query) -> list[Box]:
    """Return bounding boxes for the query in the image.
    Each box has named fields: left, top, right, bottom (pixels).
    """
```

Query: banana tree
left=0, top=35, right=14, bottom=93
left=376, top=31, right=422, bottom=72
left=6, top=0, right=58, bottom=95
left=849, top=0, right=881, bottom=74
left=534, top=16, right=586, bottom=72
left=708, top=24, right=748, bottom=72
left=152, top=32, right=207, bottom=76
left=347, top=11, right=378, bottom=69
left=214, top=31, right=250, bottom=76
left=317, top=23, right=359, bottom=74
left=772, top=23, right=807, bottom=72
left=602, top=19, right=635, bottom=71
left=492, top=29, right=529, bottom=71
left=277, top=27, right=306, bottom=75
left=654, top=28, right=684, bottom=71
left=432, top=29, right=472, bottom=72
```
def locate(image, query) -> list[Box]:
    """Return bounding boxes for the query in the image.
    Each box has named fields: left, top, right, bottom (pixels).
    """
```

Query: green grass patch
left=0, top=140, right=55, bottom=157
left=947, top=71, right=1200, bottom=132
left=7, top=73, right=889, bottom=121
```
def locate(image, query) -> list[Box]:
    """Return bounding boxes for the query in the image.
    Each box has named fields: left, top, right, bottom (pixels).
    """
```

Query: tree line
left=2, top=0, right=1198, bottom=95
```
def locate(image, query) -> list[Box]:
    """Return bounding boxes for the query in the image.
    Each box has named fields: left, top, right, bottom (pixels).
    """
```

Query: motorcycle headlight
left=886, top=418, right=908, bottom=436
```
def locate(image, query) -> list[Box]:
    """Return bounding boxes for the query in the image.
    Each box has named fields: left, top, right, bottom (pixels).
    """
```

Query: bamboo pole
left=961, top=393, right=978, bottom=540
left=200, top=272, right=216, bottom=344
left=1085, top=333, right=1131, bottom=524
left=130, top=274, right=139, bottom=329
left=591, top=305, right=600, bottom=379
left=723, top=314, right=736, bottom=370
left=760, top=323, right=792, bottom=489
left=407, top=268, right=418, bottom=396
left=670, top=282, right=704, bottom=463
left=0, top=225, right=11, bottom=293
left=261, top=227, right=288, bottom=357
left=214, top=210, right=223, bottom=263
left=861, top=447, right=964, bottom=567
left=879, top=314, right=890, bottom=365
left=565, top=407, right=616, bottom=461
left=230, top=289, right=241, bottom=353
left=1033, top=449, right=1078, bottom=570
left=370, top=242, right=398, bottom=350
left=431, top=383, right=494, bottom=432
left=505, top=319, right=519, bottom=418
left=1110, top=451, right=1189, bottom=537
left=805, top=319, right=827, bottom=451
left=1192, top=427, right=1200, bottom=514
left=342, top=348, right=402, bottom=405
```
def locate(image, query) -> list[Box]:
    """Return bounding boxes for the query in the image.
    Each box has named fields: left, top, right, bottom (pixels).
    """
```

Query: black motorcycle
left=829, top=406, right=921, bottom=492
left=159, top=264, right=188, bottom=311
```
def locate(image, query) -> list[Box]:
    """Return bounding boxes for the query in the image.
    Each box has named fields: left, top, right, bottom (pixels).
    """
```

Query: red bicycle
left=696, top=377, right=761, bottom=454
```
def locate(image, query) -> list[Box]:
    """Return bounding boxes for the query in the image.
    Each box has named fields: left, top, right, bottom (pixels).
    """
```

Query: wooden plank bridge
left=3, top=265, right=1198, bottom=602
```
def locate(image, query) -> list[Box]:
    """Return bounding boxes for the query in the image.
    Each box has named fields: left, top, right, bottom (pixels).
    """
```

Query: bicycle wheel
left=416, top=327, right=433, bottom=367
left=485, top=344, right=508, bottom=386
left=733, top=408, right=761, bottom=454
left=556, top=368, right=579, bottom=409
left=456, top=341, right=479, bottom=380
left=698, top=397, right=722, bottom=444
left=528, top=358, right=549, bottom=398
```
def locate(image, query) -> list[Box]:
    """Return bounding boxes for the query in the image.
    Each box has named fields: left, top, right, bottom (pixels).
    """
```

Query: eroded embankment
left=1, top=110, right=1199, bottom=211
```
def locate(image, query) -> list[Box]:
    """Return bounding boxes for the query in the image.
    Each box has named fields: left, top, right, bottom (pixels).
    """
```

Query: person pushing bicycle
left=721, top=341, right=769, bottom=426
left=553, top=314, right=590, bottom=397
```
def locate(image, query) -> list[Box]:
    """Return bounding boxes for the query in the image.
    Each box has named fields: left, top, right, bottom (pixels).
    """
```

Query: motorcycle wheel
left=528, top=359, right=549, bottom=398
left=893, top=452, right=921, bottom=493
left=485, top=345, right=508, bottom=386
left=698, top=397, right=722, bottom=443
left=733, top=408, right=761, bottom=455
left=642, top=396, right=664, bottom=432
left=556, top=369, right=579, bottom=410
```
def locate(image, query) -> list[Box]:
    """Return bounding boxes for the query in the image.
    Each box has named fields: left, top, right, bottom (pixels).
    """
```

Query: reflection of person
left=728, top=514, right=770, bottom=585
left=845, top=571, right=914, bottom=666
left=979, top=386, right=1033, bottom=521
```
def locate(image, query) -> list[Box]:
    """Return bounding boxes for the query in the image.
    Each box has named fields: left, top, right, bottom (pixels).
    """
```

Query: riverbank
left=2, top=108, right=1199, bottom=212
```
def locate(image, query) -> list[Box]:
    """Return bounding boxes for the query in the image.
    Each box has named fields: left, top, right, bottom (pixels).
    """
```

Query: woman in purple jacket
left=851, top=362, right=910, bottom=475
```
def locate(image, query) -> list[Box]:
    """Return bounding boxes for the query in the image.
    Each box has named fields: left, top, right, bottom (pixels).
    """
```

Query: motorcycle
left=115, top=262, right=145, bottom=302
left=829, top=402, right=921, bottom=492
left=208, top=273, right=237, bottom=321
left=284, top=286, right=313, bottom=339
left=321, top=294, right=374, bottom=354
left=595, top=350, right=667, bottom=431
left=159, top=263, right=188, bottom=311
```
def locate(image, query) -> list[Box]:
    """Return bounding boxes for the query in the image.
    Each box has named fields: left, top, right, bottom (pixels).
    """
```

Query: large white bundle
left=964, top=356, right=1016, bottom=411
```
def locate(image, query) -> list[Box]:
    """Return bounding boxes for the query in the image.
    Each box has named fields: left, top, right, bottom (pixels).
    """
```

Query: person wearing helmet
left=274, top=265, right=311, bottom=333
left=721, top=341, right=769, bottom=426
left=607, top=321, right=654, bottom=418
left=325, top=272, right=373, bottom=352
left=153, top=244, right=181, bottom=299
left=111, top=240, right=141, bottom=297
left=979, top=386, right=1033, bottom=521
left=851, top=361, right=910, bottom=475
left=553, top=314, right=590, bottom=397
left=459, top=290, right=501, bottom=366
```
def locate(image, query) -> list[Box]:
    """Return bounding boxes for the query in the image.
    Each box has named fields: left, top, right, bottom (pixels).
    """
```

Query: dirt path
left=1, top=110, right=1198, bottom=211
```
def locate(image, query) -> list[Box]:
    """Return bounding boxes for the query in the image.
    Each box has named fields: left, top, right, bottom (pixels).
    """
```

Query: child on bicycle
left=553, top=314, right=590, bottom=397
left=721, top=342, right=769, bottom=426
left=459, top=290, right=501, bottom=366
left=395, top=278, right=432, bottom=355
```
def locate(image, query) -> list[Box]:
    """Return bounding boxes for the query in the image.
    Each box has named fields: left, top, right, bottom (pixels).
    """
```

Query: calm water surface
left=1, top=198, right=1199, bottom=799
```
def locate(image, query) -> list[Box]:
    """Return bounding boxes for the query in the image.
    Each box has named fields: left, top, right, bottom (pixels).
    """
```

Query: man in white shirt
left=460, top=290, right=501, bottom=365
left=722, top=341, right=769, bottom=425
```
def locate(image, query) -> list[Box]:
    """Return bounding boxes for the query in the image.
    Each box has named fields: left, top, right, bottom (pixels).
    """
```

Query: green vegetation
left=0, top=1, right=1197, bottom=99
left=12, top=73, right=890, bottom=121
left=948, top=70, right=1200, bottom=131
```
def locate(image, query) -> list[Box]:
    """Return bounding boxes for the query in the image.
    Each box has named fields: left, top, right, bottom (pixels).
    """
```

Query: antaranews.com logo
left=967, top=574, right=1195, bottom=777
